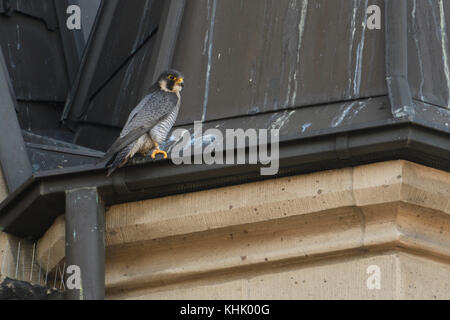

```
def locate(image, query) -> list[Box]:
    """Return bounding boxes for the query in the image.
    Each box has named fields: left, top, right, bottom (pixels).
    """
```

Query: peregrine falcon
left=102, top=69, right=184, bottom=176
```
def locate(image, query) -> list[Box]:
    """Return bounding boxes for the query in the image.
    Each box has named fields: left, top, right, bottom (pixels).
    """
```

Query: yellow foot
left=151, top=148, right=168, bottom=159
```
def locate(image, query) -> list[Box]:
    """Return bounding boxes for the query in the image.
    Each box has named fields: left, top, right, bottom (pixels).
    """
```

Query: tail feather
left=106, top=147, right=130, bottom=177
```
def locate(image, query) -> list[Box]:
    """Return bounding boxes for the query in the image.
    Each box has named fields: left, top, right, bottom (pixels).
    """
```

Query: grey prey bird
left=102, top=69, right=184, bottom=176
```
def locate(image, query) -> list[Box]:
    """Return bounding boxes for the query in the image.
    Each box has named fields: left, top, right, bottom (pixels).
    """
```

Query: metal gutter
left=0, top=49, right=33, bottom=193
left=0, top=116, right=448, bottom=240
left=385, top=0, right=415, bottom=119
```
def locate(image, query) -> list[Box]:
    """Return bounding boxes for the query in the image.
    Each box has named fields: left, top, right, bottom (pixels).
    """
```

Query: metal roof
left=0, top=0, right=449, bottom=239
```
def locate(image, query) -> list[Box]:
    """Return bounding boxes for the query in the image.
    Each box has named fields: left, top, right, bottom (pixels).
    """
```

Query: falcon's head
left=158, top=69, right=185, bottom=94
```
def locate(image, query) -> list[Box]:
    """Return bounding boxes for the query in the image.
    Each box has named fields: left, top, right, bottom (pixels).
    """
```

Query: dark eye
left=168, top=75, right=176, bottom=80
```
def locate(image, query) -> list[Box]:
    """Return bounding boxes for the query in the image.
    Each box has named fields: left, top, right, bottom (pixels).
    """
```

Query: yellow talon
left=151, top=148, right=168, bottom=159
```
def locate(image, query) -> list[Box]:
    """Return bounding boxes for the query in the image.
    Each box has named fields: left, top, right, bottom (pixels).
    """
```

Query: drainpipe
left=65, top=187, right=105, bottom=300
left=385, top=0, right=415, bottom=120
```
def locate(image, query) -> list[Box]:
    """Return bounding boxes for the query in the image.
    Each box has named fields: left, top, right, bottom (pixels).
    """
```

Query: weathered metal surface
left=1, top=95, right=449, bottom=239
left=150, top=0, right=186, bottom=83
left=80, top=38, right=158, bottom=130
left=54, top=0, right=86, bottom=85
left=86, top=0, right=162, bottom=98
left=173, top=0, right=386, bottom=124
left=63, top=0, right=164, bottom=126
left=65, top=0, right=449, bottom=151
left=0, top=5, right=69, bottom=102
left=0, top=49, right=32, bottom=193
left=72, top=0, right=186, bottom=149
left=70, top=0, right=389, bottom=150
left=16, top=102, right=66, bottom=138
left=414, top=99, right=450, bottom=130
left=23, top=131, right=102, bottom=155
left=27, top=147, right=101, bottom=173
left=408, top=0, right=450, bottom=110
left=385, top=0, right=414, bottom=119
left=23, top=131, right=104, bottom=173
left=76, top=0, right=102, bottom=41
left=74, top=124, right=122, bottom=152
left=0, top=0, right=95, bottom=142
left=0, top=0, right=58, bottom=30
left=65, top=188, right=105, bottom=300
left=67, top=1, right=189, bottom=151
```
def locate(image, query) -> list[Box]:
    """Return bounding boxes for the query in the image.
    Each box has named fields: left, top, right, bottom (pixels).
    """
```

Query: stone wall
left=36, top=160, right=450, bottom=299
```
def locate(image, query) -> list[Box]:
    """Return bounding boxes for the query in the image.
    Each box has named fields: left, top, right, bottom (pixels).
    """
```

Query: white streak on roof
left=438, top=0, right=450, bottom=108
left=202, top=0, right=218, bottom=122
left=291, top=0, right=309, bottom=106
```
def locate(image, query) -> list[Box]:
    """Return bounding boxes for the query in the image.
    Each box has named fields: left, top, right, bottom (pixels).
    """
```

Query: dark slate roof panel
left=23, top=131, right=104, bottom=173
left=0, top=13, right=69, bottom=101
left=172, top=0, right=387, bottom=124
left=83, top=36, right=158, bottom=128
left=87, top=0, right=163, bottom=98
left=407, top=0, right=450, bottom=110
left=2, top=0, right=58, bottom=30
left=15, top=101, right=66, bottom=139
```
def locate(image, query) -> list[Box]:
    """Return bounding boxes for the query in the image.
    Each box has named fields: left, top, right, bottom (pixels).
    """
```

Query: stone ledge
left=107, top=251, right=450, bottom=300
left=104, top=202, right=449, bottom=293
left=34, top=160, right=450, bottom=294
left=103, top=160, right=449, bottom=247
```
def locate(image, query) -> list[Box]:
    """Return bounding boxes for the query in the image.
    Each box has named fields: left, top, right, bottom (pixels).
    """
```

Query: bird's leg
left=151, top=143, right=168, bottom=159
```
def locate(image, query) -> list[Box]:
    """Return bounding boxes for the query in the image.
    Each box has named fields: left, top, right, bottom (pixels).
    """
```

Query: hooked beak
left=176, top=77, right=184, bottom=87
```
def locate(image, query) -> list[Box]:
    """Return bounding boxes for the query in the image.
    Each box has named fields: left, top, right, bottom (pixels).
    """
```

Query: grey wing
left=102, top=91, right=178, bottom=161
left=101, top=126, right=150, bottom=162
left=121, top=88, right=156, bottom=134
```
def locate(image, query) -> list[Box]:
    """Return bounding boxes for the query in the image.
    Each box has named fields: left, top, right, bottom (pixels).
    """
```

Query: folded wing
left=101, top=90, right=177, bottom=162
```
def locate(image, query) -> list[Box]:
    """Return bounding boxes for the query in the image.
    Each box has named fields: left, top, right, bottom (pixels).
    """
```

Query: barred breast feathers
left=150, top=93, right=181, bottom=144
